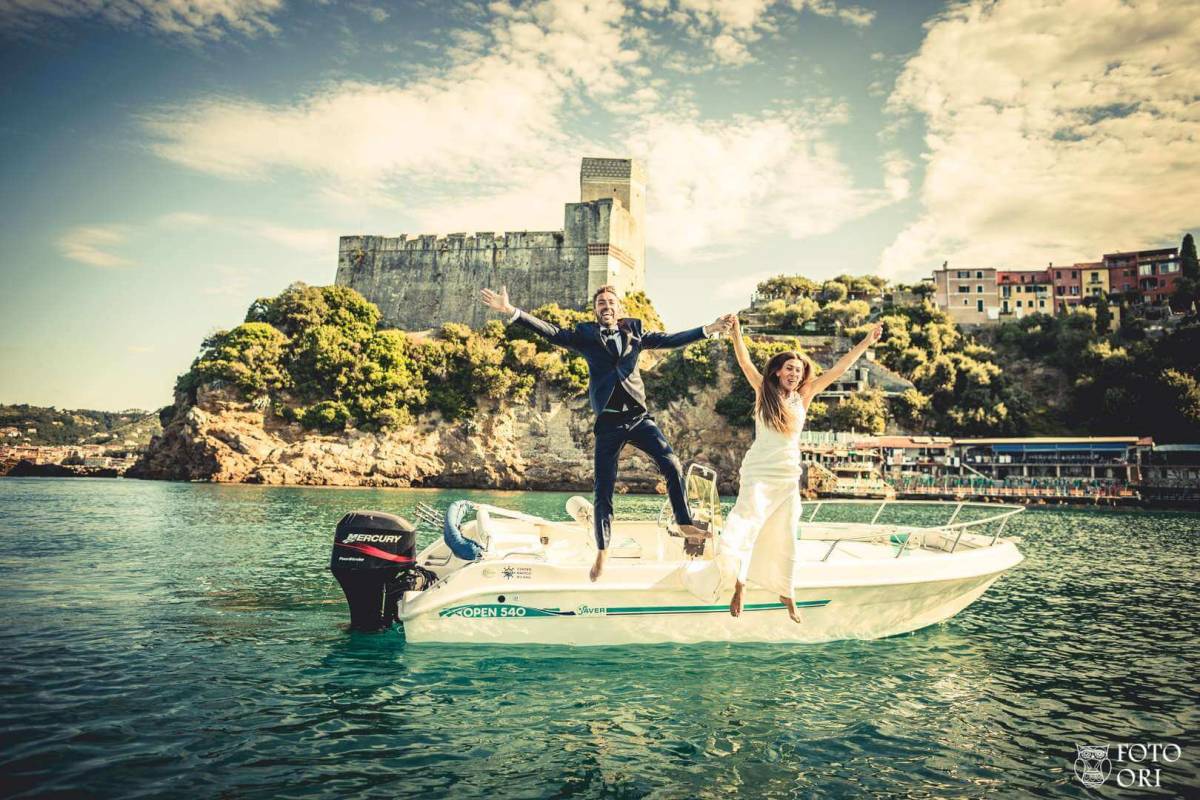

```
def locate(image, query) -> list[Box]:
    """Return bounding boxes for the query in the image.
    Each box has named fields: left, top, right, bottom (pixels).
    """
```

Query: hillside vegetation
left=0, top=405, right=158, bottom=447
left=171, top=276, right=1199, bottom=443
left=651, top=272, right=1199, bottom=441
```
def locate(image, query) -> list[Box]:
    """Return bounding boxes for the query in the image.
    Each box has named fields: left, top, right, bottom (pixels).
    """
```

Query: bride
left=724, top=316, right=883, bottom=622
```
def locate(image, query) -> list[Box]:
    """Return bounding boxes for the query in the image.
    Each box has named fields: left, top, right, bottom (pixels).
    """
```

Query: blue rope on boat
left=443, top=499, right=484, bottom=561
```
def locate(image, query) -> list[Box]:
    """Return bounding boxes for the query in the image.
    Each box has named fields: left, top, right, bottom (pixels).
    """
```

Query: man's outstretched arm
left=479, top=286, right=580, bottom=350
left=642, top=313, right=735, bottom=350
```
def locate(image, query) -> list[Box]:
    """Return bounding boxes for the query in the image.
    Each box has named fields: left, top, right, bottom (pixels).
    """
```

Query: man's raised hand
left=480, top=286, right=515, bottom=315
left=704, top=313, right=736, bottom=336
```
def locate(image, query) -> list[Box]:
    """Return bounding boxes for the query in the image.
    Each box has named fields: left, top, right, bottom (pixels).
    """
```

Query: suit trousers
left=592, top=411, right=693, bottom=550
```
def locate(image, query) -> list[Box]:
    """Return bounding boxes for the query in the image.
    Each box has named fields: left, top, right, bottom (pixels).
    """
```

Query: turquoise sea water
left=0, top=478, right=1197, bottom=799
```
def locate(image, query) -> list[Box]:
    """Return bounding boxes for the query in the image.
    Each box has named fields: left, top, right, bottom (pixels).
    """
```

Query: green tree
left=815, top=391, right=887, bottom=433
left=622, top=291, right=665, bottom=331
left=1093, top=293, right=1113, bottom=335
left=181, top=323, right=290, bottom=398
left=1172, top=232, right=1199, bottom=312
left=819, top=281, right=848, bottom=303
left=247, top=283, right=379, bottom=340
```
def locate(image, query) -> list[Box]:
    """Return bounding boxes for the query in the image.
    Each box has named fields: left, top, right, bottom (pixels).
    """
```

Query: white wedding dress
left=720, top=394, right=805, bottom=599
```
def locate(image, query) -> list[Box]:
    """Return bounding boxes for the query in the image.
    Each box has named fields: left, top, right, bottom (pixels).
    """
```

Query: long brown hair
left=757, top=351, right=815, bottom=434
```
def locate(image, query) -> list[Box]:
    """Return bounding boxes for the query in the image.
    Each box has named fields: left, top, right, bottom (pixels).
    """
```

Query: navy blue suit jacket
left=512, top=311, right=707, bottom=416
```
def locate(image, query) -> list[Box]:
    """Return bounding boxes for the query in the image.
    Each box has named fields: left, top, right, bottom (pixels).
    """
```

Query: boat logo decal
left=439, top=604, right=571, bottom=618
left=502, top=566, right=533, bottom=580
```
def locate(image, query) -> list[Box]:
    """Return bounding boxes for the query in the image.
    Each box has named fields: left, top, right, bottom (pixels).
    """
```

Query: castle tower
left=578, top=157, right=646, bottom=299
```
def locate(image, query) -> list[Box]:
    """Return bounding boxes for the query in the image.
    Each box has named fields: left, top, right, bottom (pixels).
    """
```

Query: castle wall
left=337, top=158, right=647, bottom=330
left=337, top=230, right=592, bottom=331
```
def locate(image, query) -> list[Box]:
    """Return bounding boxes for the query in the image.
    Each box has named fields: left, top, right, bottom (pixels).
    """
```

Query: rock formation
left=130, top=368, right=754, bottom=495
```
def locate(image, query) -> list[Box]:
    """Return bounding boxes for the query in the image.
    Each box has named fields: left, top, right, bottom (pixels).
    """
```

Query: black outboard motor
left=330, top=510, right=417, bottom=631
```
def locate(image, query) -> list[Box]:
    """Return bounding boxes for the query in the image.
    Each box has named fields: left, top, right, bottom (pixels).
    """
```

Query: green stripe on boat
left=607, top=600, right=829, bottom=616
left=439, top=600, right=830, bottom=619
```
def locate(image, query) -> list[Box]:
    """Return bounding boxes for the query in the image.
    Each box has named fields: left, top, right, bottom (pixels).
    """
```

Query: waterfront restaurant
left=876, top=436, right=956, bottom=480
left=950, top=437, right=1143, bottom=483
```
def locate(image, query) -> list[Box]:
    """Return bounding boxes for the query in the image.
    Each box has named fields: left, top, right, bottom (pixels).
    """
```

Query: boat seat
left=607, top=534, right=643, bottom=559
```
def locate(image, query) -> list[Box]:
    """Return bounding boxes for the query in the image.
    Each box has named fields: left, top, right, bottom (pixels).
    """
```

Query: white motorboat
left=325, top=466, right=1025, bottom=646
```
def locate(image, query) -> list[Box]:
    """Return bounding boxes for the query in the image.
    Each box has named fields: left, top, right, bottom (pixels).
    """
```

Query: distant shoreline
left=4, top=473, right=1198, bottom=513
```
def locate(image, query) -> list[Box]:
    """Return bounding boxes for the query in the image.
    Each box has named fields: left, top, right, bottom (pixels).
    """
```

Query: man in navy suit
left=481, top=284, right=733, bottom=580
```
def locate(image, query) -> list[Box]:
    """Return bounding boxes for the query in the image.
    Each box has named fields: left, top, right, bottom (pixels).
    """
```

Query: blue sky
left=1, top=0, right=1196, bottom=411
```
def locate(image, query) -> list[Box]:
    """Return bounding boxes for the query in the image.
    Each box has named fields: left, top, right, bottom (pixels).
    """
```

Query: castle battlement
left=335, top=160, right=645, bottom=330
left=339, top=230, right=572, bottom=254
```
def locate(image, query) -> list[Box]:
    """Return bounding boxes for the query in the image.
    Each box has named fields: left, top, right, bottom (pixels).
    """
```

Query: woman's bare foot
left=780, top=595, right=802, bottom=624
left=730, top=581, right=745, bottom=617
left=589, top=550, right=607, bottom=582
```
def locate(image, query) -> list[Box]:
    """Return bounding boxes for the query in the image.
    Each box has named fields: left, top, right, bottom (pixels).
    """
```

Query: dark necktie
left=602, top=328, right=621, bottom=358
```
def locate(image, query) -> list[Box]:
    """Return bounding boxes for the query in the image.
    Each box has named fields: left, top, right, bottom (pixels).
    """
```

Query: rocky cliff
left=130, top=369, right=755, bottom=495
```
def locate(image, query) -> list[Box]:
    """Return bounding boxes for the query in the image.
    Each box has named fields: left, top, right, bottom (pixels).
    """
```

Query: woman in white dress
left=724, top=316, right=883, bottom=622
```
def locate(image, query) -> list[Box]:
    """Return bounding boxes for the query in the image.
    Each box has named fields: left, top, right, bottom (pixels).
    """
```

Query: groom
left=480, top=284, right=733, bottom=580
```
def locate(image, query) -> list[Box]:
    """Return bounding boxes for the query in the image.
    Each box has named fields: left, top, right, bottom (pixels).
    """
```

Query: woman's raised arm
left=729, top=315, right=762, bottom=391
left=803, top=323, right=882, bottom=403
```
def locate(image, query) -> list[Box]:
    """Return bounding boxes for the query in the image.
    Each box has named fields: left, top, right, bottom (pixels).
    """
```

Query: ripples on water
left=0, top=479, right=1196, bottom=798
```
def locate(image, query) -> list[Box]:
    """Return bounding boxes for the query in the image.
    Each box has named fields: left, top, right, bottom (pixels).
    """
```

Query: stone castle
left=335, top=157, right=647, bottom=330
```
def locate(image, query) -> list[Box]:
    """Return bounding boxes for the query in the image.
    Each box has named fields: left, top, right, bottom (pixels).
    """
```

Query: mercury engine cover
left=330, top=510, right=417, bottom=631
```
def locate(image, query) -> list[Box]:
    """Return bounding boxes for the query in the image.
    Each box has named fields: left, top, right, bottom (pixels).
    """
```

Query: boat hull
left=401, top=569, right=1012, bottom=646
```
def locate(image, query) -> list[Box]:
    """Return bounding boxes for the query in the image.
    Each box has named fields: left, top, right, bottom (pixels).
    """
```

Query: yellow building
left=1083, top=266, right=1109, bottom=298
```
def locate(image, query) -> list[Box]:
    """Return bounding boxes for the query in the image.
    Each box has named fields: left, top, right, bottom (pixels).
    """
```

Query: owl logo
left=1074, top=744, right=1111, bottom=788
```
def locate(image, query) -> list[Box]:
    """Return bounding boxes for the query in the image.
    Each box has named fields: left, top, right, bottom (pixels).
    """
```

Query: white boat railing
left=801, top=499, right=1024, bottom=561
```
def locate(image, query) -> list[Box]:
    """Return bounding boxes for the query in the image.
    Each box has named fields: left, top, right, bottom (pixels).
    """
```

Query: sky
left=0, top=0, right=1196, bottom=412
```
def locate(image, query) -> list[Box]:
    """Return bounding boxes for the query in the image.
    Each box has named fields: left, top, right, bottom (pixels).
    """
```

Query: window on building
left=962, top=299, right=969, bottom=305
left=1039, top=300, right=1046, bottom=308
left=959, top=285, right=971, bottom=293
left=1071, top=271, right=1078, bottom=278
left=1163, top=262, right=1179, bottom=273
left=1139, top=263, right=1154, bottom=276
left=957, top=271, right=969, bottom=279
left=977, top=299, right=984, bottom=312
left=976, top=271, right=983, bottom=279
left=1056, top=286, right=1064, bottom=295
left=1016, top=300, right=1022, bottom=308
left=977, top=285, right=983, bottom=293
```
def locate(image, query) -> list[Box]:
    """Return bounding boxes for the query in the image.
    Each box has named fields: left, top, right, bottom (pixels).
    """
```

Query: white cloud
left=714, top=268, right=777, bottom=300
left=141, top=0, right=636, bottom=196
left=58, top=225, right=134, bottom=268
left=792, top=0, right=873, bottom=28
left=629, top=106, right=904, bottom=261
left=638, top=0, right=872, bottom=66
left=139, top=0, right=897, bottom=262
left=881, top=0, right=1200, bottom=278
left=254, top=224, right=338, bottom=257
left=0, top=0, right=284, bottom=40
left=202, top=265, right=251, bottom=297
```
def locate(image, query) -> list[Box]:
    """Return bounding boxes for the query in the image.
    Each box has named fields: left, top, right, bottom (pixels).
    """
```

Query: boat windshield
left=685, top=464, right=723, bottom=534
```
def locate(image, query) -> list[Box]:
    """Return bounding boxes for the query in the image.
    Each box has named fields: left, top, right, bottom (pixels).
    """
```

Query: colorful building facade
left=997, top=269, right=1052, bottom=318
left=1104, top=248, right=1181, bottom=305
left=931, top=266, right=999, bottom=325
